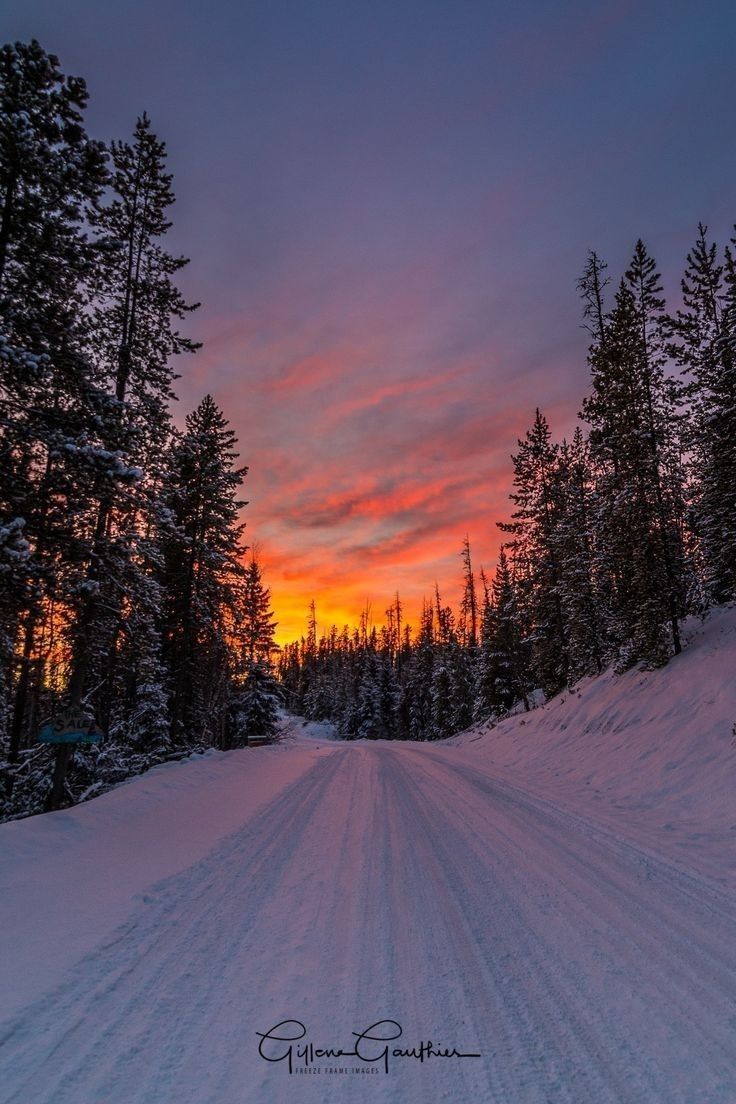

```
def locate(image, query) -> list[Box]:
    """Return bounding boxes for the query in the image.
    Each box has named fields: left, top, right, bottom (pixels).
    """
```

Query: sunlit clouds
left=179, top=262, right=581, bottom=642
left=10, top=0, right=731, bottom=642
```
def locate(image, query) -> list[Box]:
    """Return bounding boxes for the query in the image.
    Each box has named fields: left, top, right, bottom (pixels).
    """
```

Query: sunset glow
left=7, top=0, right=732, bottom=643
left=3, top=9, right=735, bottom=1100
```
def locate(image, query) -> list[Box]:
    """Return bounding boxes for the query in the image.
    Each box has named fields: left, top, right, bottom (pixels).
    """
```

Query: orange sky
left=12, top=0, right=733, bottom=646
left=145, top=1, right=733, bottom=648
left=171, top=206, right=724, bottom=646
left=177, top=293, right=583, bottom=644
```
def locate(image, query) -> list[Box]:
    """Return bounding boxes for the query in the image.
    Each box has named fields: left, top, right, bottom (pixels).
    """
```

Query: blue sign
left=38, top=714, right=103, bottom=745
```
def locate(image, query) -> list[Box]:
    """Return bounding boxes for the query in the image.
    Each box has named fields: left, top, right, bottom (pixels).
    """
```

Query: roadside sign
left=38, top=712, right=103, bottom=745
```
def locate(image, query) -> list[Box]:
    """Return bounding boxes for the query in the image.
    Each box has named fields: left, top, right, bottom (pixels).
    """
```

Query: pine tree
left=229, top=660, right=282, bottom=745
left=0, top=41, right=108, bottom=761
left=459, top=536, right=478, bottom=648
left=111, top=586, right=170, bottom=757
left=553, top=428, right=607, bottom=681
left=499, top=409, right=568, bottom=695
left=475, top=547, right=531, bottom=716
left=0, top=40, right=107, bottom=346
left=296, top=599, right=319, bottom=711
left=404, top=600, right=435, bottom=740
left=427, top=662, right=450, bottom=740
left=472, top=569, right=493, bottom=721
left=237, top=554, right=278, bottom=665
left=581, top=243, right=689, bottom=668
left=625, top=241, right=688, bottom=653
left=578, top=250, right=610, bottom=350
left=66, top=113, right=199, bottom=729
left=89, top=113, right=199, bottom=451
left=448, top=638, right=473, bottom=733
left=354, top=650, right=380, bottom=740
left=354, top=650, right=398, bottom=740
left=0, top=513, right=29, bottom=743
left=670, top=224, right=736, bottom=603
left=160, top=395, right=247, bottom=745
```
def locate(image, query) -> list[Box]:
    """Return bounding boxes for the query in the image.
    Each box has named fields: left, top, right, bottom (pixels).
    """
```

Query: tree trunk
left=0, top=170, right=18, bottom=295
left=46, top=743, right=73, bottom=811
left=8, top=611, right=37, bottom=762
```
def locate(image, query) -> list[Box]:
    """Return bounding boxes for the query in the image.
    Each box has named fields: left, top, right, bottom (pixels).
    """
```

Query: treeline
left=0, top=41, right=279, bottom=817
left=281, top=234, right=736, bottom=740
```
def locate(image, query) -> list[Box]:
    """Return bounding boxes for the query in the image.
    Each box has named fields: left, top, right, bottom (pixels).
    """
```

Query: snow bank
left=447, top=605, right=736, bottom=885
left=278, top=712, right=338, bottom=742
left=0, top=738, right=322, bottom=1017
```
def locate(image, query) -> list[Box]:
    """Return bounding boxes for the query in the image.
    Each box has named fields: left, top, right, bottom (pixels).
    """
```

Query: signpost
left=38, top=712, right=103, bottom=745
left=38, top=711, right=103, bottom=811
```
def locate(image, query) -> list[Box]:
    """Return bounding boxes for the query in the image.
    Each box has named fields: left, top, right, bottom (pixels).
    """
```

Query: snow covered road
left=1, top=739, right=735, bottom=1104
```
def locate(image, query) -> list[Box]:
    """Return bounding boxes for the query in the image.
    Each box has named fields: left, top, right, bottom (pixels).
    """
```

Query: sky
left=5, top=0, right=736, bottom=642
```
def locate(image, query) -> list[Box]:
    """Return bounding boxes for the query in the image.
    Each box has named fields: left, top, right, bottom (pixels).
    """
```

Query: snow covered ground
left=447, top=604, right=736, bottom=888
left=0, top=611, right=735, bottom=1103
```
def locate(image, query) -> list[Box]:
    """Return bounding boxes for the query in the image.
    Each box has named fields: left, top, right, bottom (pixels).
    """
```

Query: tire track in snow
left=1, top=741, right=734, bottom=1104
left=380, top=749, right=647, bottom=1104
left=405, top=748, right=736, bottom=1022
left=389, top=745, right=736, bottom=1102
left=0, top=749, right=354, bottom=1104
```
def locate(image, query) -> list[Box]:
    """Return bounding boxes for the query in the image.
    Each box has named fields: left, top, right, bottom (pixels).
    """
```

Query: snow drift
left=446, top=604, right=736, bottom=886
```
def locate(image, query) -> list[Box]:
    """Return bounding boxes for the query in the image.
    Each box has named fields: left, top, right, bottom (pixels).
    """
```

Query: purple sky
left=6, top=0, right=736, bottom=639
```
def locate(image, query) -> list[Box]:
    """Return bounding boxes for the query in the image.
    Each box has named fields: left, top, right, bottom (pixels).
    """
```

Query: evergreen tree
left=160, top=395, right=247, bottom=745
left=89, top=113, right=199, bottom=453
left=354, top=649, right=380, bottom=740
left=66, top=113, right=199, bottom=728
left=0, top=40, right=107, bottom=346
left=429, top=661, right=454, bottom=740
left=475, top=547, right=531, bottom=716
left=499, top=409, right=568, bottom=695
left=625, top=241, right=688, bottom=654
left=404, top=600, right=435, bottom=740
left=578, top=250, right=609, bottom=349
left=238, top=554, right=278, bottom=665
left=375, top=653, right=400, bottom=739
left=553, top=428, right=606, bottom=681
left=448, top=638, right=473, bottom=733
left=0, top=512, right=29, bottom=744
left=355, top=650, right=397, bottom=740
left=111, top=587, right=170, bottom=756
left=0, top=41, right=282, bottom=818
left=459, top=535, right=479, bottom=648
left=670, top=224, right=736, bottom=603
left=0, top=41, right=108, bottom=760
left=582, top=244, right=688, bottom=667
left=229, top=660, right=281, bottom=745
left=271, top=232, right=736, bottom=752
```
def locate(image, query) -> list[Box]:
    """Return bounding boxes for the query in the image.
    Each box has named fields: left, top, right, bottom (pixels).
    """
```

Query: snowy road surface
left=1, top=739, right=735, bottom=1104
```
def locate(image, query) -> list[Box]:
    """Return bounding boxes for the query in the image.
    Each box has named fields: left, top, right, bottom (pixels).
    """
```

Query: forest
left=0, top=41, right=279, bottom=817
left=1, top=38, right=735, bottom=816
left=280, top=242, right=736, bottom=740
